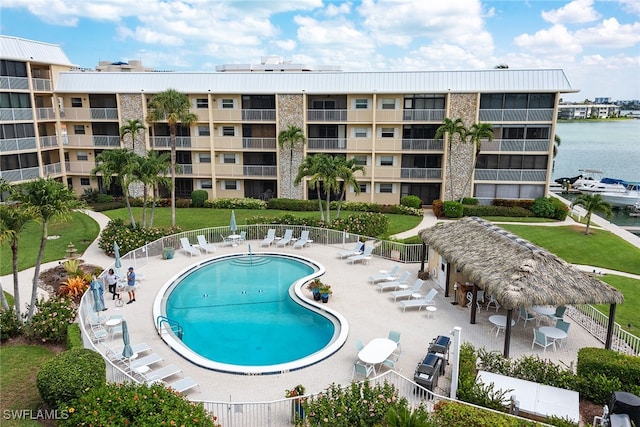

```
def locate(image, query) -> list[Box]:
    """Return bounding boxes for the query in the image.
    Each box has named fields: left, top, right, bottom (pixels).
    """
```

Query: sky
left=1, top=0, right=639, bottom=102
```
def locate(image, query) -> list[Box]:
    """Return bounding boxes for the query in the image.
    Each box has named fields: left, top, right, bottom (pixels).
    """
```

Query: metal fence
left=568, top=305, right=639, bottom=356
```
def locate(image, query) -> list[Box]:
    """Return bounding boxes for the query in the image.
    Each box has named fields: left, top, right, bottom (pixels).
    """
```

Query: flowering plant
left=285, top=384, right=306, bottom=398
left=306, top=279, right=323, bottom=292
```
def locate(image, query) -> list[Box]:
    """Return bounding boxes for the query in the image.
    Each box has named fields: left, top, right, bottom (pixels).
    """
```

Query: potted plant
left=319, top=284, right=332, bottom=303
left=306, top=278, right=323, bottom=301
left=285, top=384, right=306, bottom=423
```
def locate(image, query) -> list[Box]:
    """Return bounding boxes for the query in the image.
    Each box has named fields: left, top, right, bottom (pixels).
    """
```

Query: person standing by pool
left=105, top=268, right=118, bottom=300
left=126, top=267, right=136, bottom=304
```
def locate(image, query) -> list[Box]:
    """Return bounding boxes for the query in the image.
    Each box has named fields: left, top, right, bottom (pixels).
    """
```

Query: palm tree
left=12, top=178, right=82, bottom=320
left=459, top=122, right=493, bottom=202
left=136, top=150, right=171, bottom=228
left=295, top=154, right=331, bottom=221
left=120, top=119, right=146, bottom=153
left=146, top=89, right=198, bottom=227
left=571, top=193, right=612, bottom=235
left=334, top=157, right=365, bottom=218
left=278, top=125, right=306, bottom=198
left=91, top=149, right=138, bottom=228
left=435, top=118, right=468, bottom=200
left=553, top=133, right=562, bottom=158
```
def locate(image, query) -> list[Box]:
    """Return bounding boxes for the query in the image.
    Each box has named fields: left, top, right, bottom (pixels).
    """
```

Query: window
left=224, top=180, right=237, bottom=190
left=73, top=125, right=85, bottom=135
left=222, top=126, right=235, bottom=136
left=381, top=128, right=395, bottom=138
left=355, top=99, right=368, bottom=109
left=354, top=128, right=367, bottom=138
left=352, top=155, right=367, bottom=166
left=379, top=155, right=393, bottom=166
left=77, top=151, right=88, bottom=161
left=198, top=125, right=210, bottom=136
left=200, top=179, right=212, bottom=189
left=71, top=98, right=82, bottom=107
left=379, top=183, right=393, bottom=193
left=223, top=153, right=236, bottom=164
left=358, top=183, right=368, bottom=193
left=198, top=153, right=211, bottom=163
left=381, top=98, right=396, bottom=109
left=196, top=98, right=208, bottom=108
left=221, top=99, right=234, bottom=109
left=80, top=177, right=90, bottom=186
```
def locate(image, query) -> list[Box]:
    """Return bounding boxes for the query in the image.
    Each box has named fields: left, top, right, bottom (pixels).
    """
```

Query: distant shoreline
left=557, top=117, right=637, bottom=123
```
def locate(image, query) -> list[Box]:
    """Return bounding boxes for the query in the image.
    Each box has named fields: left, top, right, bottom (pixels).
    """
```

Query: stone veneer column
left=445, top=93, right=478, bottom=201
left=118, top=94, right=146, bottom=197
left=277, top=94, right=305, bottom=199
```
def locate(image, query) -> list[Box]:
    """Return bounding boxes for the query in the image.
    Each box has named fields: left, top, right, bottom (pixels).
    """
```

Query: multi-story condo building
left=557, top=103, right=620, bottom=119
left=1, top=36, right=577, bottom=205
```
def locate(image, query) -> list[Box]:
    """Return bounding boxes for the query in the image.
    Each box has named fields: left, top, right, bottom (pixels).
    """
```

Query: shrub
left=550, top=197, right=569, bottom=220
left=0, top=306, right=22, bottom=342
left=461, top=197, right=479, bottom=205
left=23, top=296, right=77, bottom=343
left=464, top=205, right=532, bottom=218
left=37, top=348, right=106, bottom=410
left=443, top=201, right=464, bottom=218
left=66, top=323, right=83, bottom=349
left=267, top=197, right=320, bottom=211
left=58, top=276, right=89, bottom=301
left=432, top=401, right=538, bottom=427
left=205, top=197, right=267, bottom=210
left=400, top=195, right=422, bottom=209
left=175, top=198, right=191, bottom=208
left=96, top=193, right=114, bottom=203
left=531, top=197, right=555, bottom=218
left=330, top=212, right=389, bottom=236
left=432, top=199, right=444, bottom=217
left=577, top=347, right=640, bottom=402
left=301, top=381, right=408, bottom=427
left=98, top=219, right=182, bottom=256
left=61, top=382, right=220, bottom=427
left=191, top=190, right=208, bottom=207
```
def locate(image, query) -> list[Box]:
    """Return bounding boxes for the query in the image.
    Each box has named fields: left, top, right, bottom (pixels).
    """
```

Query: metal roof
left=0, top=35, right=74, bottom=66
left=55, top=68, right=577, bottom=95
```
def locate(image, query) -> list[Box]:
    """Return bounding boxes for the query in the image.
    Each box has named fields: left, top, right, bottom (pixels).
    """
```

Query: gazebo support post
left=419, top=242, right=426, bottom=275
left=503, top=309, right=514, bottom=358
left=469, top=285, right=478, bottom=324
left=445, top=262, right=451, bottom=298
left=605, top=304, right=617, bottom=350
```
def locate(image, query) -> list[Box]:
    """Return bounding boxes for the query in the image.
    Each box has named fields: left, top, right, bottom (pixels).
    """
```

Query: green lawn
left=594, top=275, right=640, bottom=331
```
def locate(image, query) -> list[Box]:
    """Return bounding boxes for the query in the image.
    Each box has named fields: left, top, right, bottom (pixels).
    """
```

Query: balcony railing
left=241, top=109, right=276, bottom=121
left=93, top=136, right=121, bottom=147
left=0, top=76, right=29, bottom=90
left=36, top=107, right=56, bottom=120
left=481, top=139, right=551, bottom=152
left=90, top=108, right=119, bottom=120
left=65, top=161, right=96, bottom=174
left=43, top=162, right=62, bottom=176
left=479, top=109, right=554, bottom=122
left=401, top=138, right=444, bottom=151
left=243, top=165, right=277, bottom=176
left=1, top=137, right=37, bottom=152
left=400, top=168, right=442, bottom=179
left=39, top=135, right=59, bottom=148
left=242, top=137, right=277, bottom=150
left=0, top=166, right=40, bottom=183
left=0, top=108, right=33, bottom=121
left=474, top=169, right=548, bottom=182
left=150, top=136, right=192, bottom=148
left=32, top=78, right=52, bottom=92
left=307, top=110, right=348, bottom=121
left=307, top=138, right=347, bottom=150
left=402, top=109, right=446, bottom=121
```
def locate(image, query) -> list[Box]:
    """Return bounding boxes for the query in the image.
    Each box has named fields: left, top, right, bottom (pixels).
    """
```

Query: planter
left=162, top=247, right=175, bottom=260
left=321, top=294, right=329, bottom=303
left=312, top=289, right=321, bottom=301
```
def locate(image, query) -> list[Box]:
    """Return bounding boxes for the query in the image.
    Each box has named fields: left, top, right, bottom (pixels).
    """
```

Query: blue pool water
left=163, top=254, right=337, bottom=369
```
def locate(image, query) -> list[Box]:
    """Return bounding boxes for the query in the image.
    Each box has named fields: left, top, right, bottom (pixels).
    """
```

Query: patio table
left=532, top=306, right=555, bottom=316
left=358, top=338, right=397, bottom=375
left=489, top=314, right=515, bottom=337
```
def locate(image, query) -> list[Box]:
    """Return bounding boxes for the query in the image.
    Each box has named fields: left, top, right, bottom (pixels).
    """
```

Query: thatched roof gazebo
left=419, top=217, right=624, bottom=357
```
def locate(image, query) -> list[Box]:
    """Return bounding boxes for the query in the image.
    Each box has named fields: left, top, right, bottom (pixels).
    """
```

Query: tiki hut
left=419, top=217, right=624, bottom=357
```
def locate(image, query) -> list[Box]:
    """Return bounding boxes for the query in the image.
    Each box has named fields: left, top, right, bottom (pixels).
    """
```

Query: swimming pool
left=152, top=252, right=348, bottom=374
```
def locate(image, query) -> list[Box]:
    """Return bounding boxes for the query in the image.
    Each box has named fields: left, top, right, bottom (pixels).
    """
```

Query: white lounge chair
left=337, top=243, right=363, bottom=259
left=105, top=342, right=152, bottom=363
left=399, top=288, right=437, bottom=311
left=347, top=245, right=373, bottom=264
left=220, top=234, right=234, bottom=247
left=369, top=265, right=401, bottom=284
left=389, top=279, right=425, bottom=301
left=276, top=229, right=293, bottom=247
left=180, top=238, right=200, bottom=257
left=293, top=230, right=310, bottom=249
left=261, top=229, right=276, bottom=247
left=142, top=364, right=183, bottom=382
left=129, top=353, right=164, bottom=371
left=165, top=377, right=200, bottom=394
left=377, top=271, right=411, bottom=293
left=196, top=235, right=216, bottom=254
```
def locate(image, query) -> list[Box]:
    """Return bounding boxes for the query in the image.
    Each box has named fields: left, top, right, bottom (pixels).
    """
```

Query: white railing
left=0, top=137, right=37, bottom=152
left=567, top=305, right=639, bottom=356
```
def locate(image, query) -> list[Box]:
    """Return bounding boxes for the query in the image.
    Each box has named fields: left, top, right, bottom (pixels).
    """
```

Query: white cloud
left=294, top=15, right=374, bottom=48
left=274, top=39, right=297, bottom=51
left=617, top=0, right=640, bottom=16
left=541, top=0, right=600, bottom=25
left=514, top=24, right=582, bottom=56
left=325, top=2, right=352, bottom=17
left=574, top=18, right=640, bottom=48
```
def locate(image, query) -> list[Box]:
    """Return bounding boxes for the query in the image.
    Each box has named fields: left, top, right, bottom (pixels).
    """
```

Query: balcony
left=43, top=162, right=62, bottom=176
left=241, top=109, right=276, bottom=121
left=60, top=108, right=118, bottom=121
left=212, top=109, right=242, bottom=122
left=402, top=139, right=444, bottom=151
left=474, top=169, right=548, bottom=182
left=0, top=76, right=29, bottom=90
left=211, top=136, right=241, bottom=150
left=480, top=139, right=551, bottom=152
left=93, top=136, right=121, bottom=147
left=65, top=162, right=96, bottom=174
left=400, top=168, right=442, bottom=180
left=307, top=138, right=347, bottom=150
left=39, top=135, right=59, bottom=149
left=0, top=108, right=33, bottom=121
left=402, top=109, right=446, bottom=121
left=307, top=110, right=347, bottom=122
left=175, top=164, right=213, bottom=176
left=243, top=165, right=277, bottom=177
left=0, top=166, right=40, bottom=183
left=479, top=109, right=554, bottom=122
left=32, top=78, right=52, bottom=92
left=35, top=107, right=56, bottom=120
left=242, top=138, right=276, bottom=150
left=1, top=137, right=37, bottom=153
left=150, top=136, right=192, bottom=148
left=346, top=110, right=373, bottom=122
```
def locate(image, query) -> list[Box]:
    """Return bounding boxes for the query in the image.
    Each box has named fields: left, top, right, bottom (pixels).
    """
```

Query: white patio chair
left=353, top=360, right=374, bottom=380
left=196, top=235, right=216, bottom=254
left=276, top=229, right=293, bottom=247
left=337, top=243, right=363, bottom=259
left=377, top=271, right=411, bottom=292
left=180, top=238, right=200, bottom=257
left=369, top=265, right=401, bottom=284
left=346, top=245, right=373, bottom=264
left=260, top=229, right=276, bottom=247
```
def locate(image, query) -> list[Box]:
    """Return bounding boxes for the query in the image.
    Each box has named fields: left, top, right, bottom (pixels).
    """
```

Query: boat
left=599, top=185, right=640, bottom=208
left=630, top=203, right=640, bottom=217
left=554, top=169, right=602, bottom=189
left=576, top=177, right=629, bottom=194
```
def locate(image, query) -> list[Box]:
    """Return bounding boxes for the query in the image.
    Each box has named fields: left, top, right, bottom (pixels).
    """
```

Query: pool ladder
left=156, top=316, right=184, bottom=340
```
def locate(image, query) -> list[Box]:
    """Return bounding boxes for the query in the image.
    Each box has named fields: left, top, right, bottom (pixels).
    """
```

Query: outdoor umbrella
left=121, top=320, right=133, bottom=359
left=90, top=279, right=105, bottom=312
left=230, top=210, right=237, bottom=234
left=114, top=242, right=122, bottom=277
